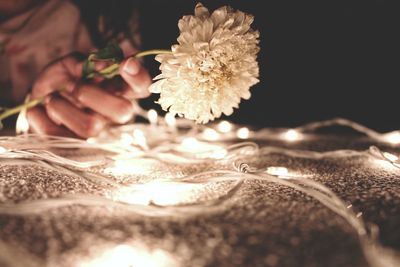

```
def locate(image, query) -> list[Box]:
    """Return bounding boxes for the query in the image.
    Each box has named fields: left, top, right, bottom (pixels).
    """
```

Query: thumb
left=119, top=57, right=152, bottom=98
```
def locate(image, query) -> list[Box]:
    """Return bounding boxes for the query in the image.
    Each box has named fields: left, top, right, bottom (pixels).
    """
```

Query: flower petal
left=195, top=3, right=210, bottom=18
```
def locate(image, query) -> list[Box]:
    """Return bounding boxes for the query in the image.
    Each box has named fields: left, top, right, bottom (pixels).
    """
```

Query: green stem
left=0, top=49, right=171, bottom=128
left=0, top=96, right=45, bottom=122
left=134, top=49, right=171, bottom=58
left=98, top=50, right=171, bottom=78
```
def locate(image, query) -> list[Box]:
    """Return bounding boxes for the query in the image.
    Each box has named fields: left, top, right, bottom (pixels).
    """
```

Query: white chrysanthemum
left=149, top=3, right=260, bottom=123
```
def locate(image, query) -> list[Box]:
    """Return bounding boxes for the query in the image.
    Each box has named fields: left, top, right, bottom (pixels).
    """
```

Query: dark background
left=137, top=0, right=399, bottom=131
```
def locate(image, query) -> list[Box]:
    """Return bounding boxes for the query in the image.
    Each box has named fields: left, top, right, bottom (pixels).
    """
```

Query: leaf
left=91, top=42, right=124, bottom=62
left=81, top=42, right=124, bottom=79
left=82, top=57, right=96, bottom=78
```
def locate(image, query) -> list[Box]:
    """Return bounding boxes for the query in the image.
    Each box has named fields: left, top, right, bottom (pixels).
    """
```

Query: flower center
left=195, top=50, right=233, bottom=94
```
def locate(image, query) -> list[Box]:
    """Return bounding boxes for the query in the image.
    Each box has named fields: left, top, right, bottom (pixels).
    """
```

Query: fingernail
left=64, top=81, right=76, bottom=93
left=44, top=95, right=52, bottom=105
left=123, top=58, right=140, bottom=75
left=134, top=86, right=150, bottom=97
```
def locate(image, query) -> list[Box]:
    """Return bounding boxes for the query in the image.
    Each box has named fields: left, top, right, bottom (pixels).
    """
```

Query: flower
left=149, top=3, right=260, bottom=123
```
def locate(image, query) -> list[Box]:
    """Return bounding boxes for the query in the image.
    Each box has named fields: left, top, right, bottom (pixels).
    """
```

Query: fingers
left=101, top=78, right=143, bottom=100
left=27, top=54, right=153, bottom=139
left=45, top=95, right=106, bottom=138
left=27, top=106, right=77, bottom=137
left=74, top=83, right=135, bottom=124
left=31, top=54, right=83, bottom=98
left=119, top=58, right=152, bottom=99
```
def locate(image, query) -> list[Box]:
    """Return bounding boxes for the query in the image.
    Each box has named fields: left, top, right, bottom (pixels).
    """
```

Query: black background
left=138, top=0, right=399, bottom=131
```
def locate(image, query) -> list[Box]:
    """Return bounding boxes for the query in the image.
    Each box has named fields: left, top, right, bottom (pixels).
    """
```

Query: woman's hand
left=27, top=53, right=151, bottom=138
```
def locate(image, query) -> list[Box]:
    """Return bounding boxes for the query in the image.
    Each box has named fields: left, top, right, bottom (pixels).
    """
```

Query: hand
left=27, top=53, right=151, bottom=138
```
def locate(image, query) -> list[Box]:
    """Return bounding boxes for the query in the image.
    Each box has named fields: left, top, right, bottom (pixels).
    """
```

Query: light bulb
left=217, top=121, right=232, bottom=133
left=181, top=137, right=200, bottom=150
left=133, top=129, right=147, bottom=148
left=283, top=129, right=302, bottom=142
left=384, top=132, right=400, bottom=145
left=383, top=152, right=398, bottom=162
left=165, top=113, right=176, bottom=127
left=16, top=110, right=29, bottom=134
left=120, top=133, right=134, bottom=146
left=147, top=109, right=158, bottom=124
left=203, top=128, right=219, bottom=141
left=0, top=146, right=7, bottom=153
left=237, top=127, right=250, bottom=139
left=266, top=166, right=289, bottom=177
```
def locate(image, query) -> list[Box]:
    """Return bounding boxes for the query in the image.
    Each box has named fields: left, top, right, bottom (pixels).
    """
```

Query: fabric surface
left=0, top=121, right=399, bottom=267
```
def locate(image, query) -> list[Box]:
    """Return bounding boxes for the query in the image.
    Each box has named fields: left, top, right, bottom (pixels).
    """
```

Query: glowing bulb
left=181, top=137, right=200, bottom=149
left=283, top=129, right=302, bottom=142
left=203, top=128, right=219, bottom=141
left=114, top=181, right=200, bottom=206
left=210, top=148, right=228, bottom=159
left=86, top=137, right=96, bottom=144
left=105, top=158, right=152, bottom=176
left=384, top=132, right=400, bottom=145
left=383, top=152, right=398, bottom=162
left=133, top=129, right=147, bottom=149
left=0, top=146, right=7, bottom=153
left=217, top=120, right=232, bottom=133
left=178, top=137, right=226, bottom=159
left=147, top=109, right=158, bottom=124
left=165, top=113, right=176, bottom=127
left=237, top=127, right=250, bottom=139
left=266, top=166, right=289, bottom=177
left=79, top=244, right=175, bottom=267
left=120, top=133, right=134, bottom=146
left=16, top=110, right=29, bottom=134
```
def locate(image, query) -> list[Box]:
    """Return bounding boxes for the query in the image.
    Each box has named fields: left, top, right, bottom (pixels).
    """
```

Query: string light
left=165, top=113, right=176, bottom=127
left=217, top=120, right=232, bottom=133
left=16, top=110, right=29, bottom=134
left=104, top=158, right=153, bottom=176
left=15, top=95, right=31, bottom=135
left=147, top=109, right=158, bottom=125
left=383, top=152, right=398, bottom=162
left=0, top=118, right=399, bottom=267
left=112, top=181, right=201, bottom=206
left=133, top=129, right=147, bottom=149
left=369, top=146, right=400, bottom=169
left=266, top=166, right=289, bottom=177
left=210, top=148, right=228, bottom=159
left=283, top=129, right=302, bottom=142
left=79, top=245, right=176, bottom=267
left=383, top=132, right=400, bottom=145
left=203, top=128, right=219, bottom=141
left=180, top=137, right=200, bottom=150
left=237, top=127, right=250, bottom=139
left=120, top=133, right=134, bottom=146
left=86, top=138, right=96, bottom=144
